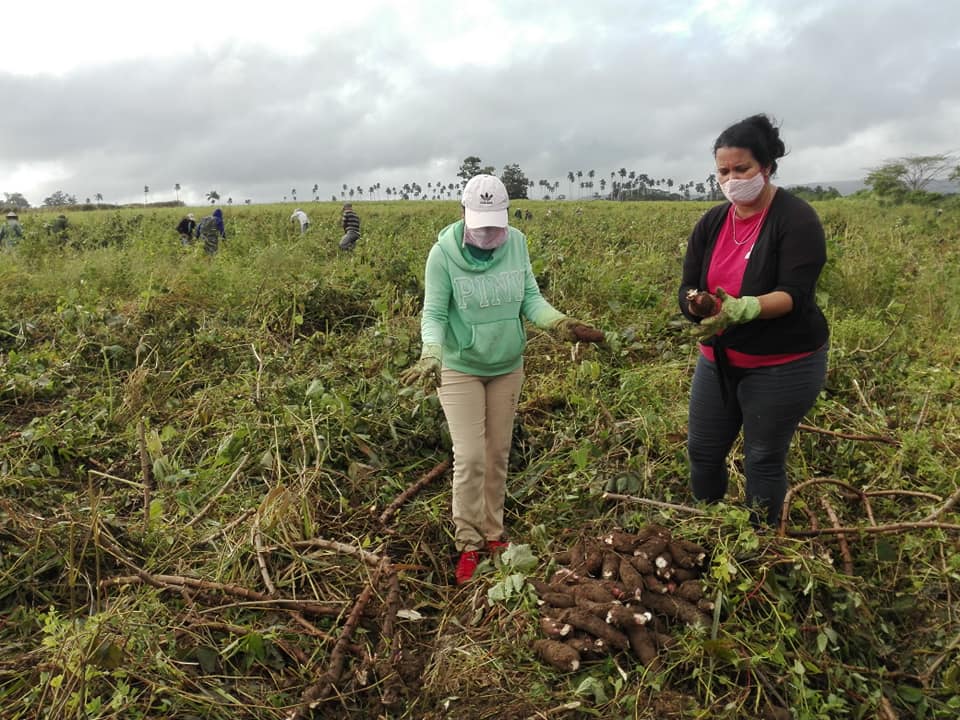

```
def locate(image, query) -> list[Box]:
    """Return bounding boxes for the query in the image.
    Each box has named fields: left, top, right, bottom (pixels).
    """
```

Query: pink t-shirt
left=700, top=205, right=814, bottom=368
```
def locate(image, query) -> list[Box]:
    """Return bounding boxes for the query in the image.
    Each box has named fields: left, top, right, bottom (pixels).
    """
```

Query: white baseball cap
left=461, top=174, right=509, bottom=228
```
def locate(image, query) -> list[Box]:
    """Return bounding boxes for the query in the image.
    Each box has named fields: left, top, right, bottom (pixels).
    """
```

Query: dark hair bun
left=714, top=113, right=788, bottom=174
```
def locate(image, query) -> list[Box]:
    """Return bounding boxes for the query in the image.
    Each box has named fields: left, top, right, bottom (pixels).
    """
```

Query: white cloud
left=2, top=0, right=959, bottom=205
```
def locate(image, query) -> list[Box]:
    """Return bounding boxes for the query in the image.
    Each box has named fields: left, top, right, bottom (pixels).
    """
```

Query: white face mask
left=464, top=226, right=508, bottom=250
left=720, top=172, right=766, bottom=205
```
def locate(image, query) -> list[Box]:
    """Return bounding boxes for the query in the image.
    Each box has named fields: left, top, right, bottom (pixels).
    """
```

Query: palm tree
left=95, top=193, right=103, bottom=206
left=227, top=197, right=233, bottom=205
left=291, top=189, right=297, bottom=202
left=312, top=183, right=319, bottom=200
left=174, top=183, right=181, bottom=204
left=206, top=190, right=220, bottom=204
left=245, top=199, right=251, bottom=205
left=143, top=185, right=149, bottom=207
left=567, top=171, right=574, bottom=199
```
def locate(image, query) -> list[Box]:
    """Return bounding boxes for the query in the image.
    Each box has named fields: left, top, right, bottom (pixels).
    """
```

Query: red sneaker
left=487, top=540, right=510, bottom=554
left=455, top=551, right=480, bottom=585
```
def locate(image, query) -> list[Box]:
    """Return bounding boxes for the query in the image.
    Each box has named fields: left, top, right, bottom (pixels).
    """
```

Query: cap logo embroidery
left=479, top=191, right=494, bottom=205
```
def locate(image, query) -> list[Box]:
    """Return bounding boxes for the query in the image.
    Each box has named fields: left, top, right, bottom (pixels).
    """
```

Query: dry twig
left=820, top=498, right=853, bottom=574
left=100, top=574, right=342, bottom=617
left=286, top=564, right=384, bottom=719
left=601, top=492, right=705, bottom=515
left=797, top=423, right=899, bottom=446
left=377, top=458, right=451, bottom=526
left=138, top=418, right=152, bottom=531
left=184, top=455, right=249, bottom=530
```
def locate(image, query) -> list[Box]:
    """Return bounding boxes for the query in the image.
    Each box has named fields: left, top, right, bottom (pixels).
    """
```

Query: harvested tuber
left=601, top=530, right=641, bottom=553
left=606, top=604, right=653, bottom=629
left=675, top=579, right=704, bottom=603
left=540, top=615, right=573, bottom=639
left=537, top=591, right=576, bottom=609
left=574, top=595, right=616, bottom=618
left=626, top=626, right=660, bottom=668
left=635, top=536, right=669, bottom=561
left=582, top=540, right=605, bottom=577
left=618, top=556, right=645, bottom=595
left=570, top=324, right=606, bottom=343
left=565, top=635, right=608, bottom=659
left=572, top=582, right=619, bottom=605
left=533, top=638, right=581, bottom=672
left=669, top=539, right=708, bottom=568
left=686, top=288, right=718, bottom=317
left=601, top=551, right=620, bottom=580
left=629, top=554, right=655, bottom=575
left=642, top=591, right=710, bottom=628
left=558, top=608, right=631, bottom=651
left=642, top=573, right=670, bottom=595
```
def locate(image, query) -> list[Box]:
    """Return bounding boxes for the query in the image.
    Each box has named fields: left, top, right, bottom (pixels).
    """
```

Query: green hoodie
left=420, top=220, right=565, bottom=376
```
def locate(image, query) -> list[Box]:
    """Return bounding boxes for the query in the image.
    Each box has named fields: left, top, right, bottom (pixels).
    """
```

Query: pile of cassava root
left=530, top=524, right=713, bottom=673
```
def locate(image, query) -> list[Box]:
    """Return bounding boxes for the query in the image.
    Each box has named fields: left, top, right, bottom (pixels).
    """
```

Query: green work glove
left=400, top=346, right=442, bottom=391
left=550, top=317, right=605, bottom=343
left=692, top=288, right=761, bottom=340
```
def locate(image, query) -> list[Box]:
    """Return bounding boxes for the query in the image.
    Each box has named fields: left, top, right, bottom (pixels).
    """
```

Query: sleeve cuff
left=420, top=343, right=443, bottom=360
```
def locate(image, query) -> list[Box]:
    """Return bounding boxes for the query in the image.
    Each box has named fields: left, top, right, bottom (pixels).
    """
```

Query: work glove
left=550, top=317, right=605, bottom=343
left=400, top=346, right=442, bottom=392
left=692, top=288, right=761, bottom=340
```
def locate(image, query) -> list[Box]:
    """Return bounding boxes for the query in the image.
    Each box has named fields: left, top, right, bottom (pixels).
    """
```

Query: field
left=1, top=199, right=959, bottom=719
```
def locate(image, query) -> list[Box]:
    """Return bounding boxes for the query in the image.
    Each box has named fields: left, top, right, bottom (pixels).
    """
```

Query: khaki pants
left=438, top=365, right=524, bottom=551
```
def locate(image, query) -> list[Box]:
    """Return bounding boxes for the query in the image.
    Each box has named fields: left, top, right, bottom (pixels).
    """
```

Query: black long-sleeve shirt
left=679, top=189, right=829, bottom=356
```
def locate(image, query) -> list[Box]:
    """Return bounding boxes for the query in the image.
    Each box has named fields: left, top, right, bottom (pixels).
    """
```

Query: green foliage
left=865, top=153, right=957, bottom=204
left=501, top=163, right=531, bottom=199
left=42, top=190, right=78, bottom=207
left=456, top=156, right=495, bottom=183
left=0, top=199, right=958, bottom=718
left=787, top=185, right=842, bottom=201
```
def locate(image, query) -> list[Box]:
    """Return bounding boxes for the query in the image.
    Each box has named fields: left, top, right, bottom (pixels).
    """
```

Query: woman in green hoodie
left=402, top=175, right=599, bottom=585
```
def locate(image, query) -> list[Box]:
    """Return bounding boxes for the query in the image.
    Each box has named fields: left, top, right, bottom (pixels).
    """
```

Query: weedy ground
left=1, top=199, right=959, bottom=719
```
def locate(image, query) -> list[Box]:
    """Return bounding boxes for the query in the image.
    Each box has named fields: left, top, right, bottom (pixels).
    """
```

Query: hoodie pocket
left=462, top=318, right=525, bottom=368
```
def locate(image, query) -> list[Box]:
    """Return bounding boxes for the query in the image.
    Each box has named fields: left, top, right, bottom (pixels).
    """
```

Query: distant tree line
left=862, top=153, right=959, bottom=205
left=4, top=153, right=958, bottom=212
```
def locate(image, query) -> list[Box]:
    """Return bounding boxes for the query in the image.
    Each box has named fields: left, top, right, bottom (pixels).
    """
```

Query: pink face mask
left=464, top=226, right=508, bottom=250
left=720, top=172, right=766, bottom=205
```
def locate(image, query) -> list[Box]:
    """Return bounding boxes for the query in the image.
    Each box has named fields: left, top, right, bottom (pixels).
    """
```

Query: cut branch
left=797, top=423, right=899, bottom=446
left=138, top=418, right=152, bottom=531
left=378, top=458, right=451, bottom=526
left=787, top=521, right=960, bottom=537
left=602, top=492, right=706, bottom=515
left=286, top=566, right=383, bottom=719
left=820, top=497, right=853, bottom=574
left=100, top=574, right=342, bottom=617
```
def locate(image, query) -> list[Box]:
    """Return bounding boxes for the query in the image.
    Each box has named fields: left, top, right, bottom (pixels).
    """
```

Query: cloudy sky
left=1, top=0, right=958, bottom=207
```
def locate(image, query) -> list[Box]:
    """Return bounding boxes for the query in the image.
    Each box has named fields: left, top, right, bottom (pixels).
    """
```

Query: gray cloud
left=2, top=0, right=959, bottom=206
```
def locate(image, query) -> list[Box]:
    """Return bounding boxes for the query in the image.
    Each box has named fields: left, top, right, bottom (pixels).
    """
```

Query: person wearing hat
left=340, top=203, right=360, bottom=250
left=0, top=210, right=24, bottom=248
left=401, top=174, right=600, bottom=585
left=176, top=213, right=197, bottom=245
left=290, top=208, right=310, bottom=234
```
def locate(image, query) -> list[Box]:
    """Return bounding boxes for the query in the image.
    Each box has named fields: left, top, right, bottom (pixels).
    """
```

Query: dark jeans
left=687, top=347, right=827, bottom=525
left=339, top=229, right=359, bottom=250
